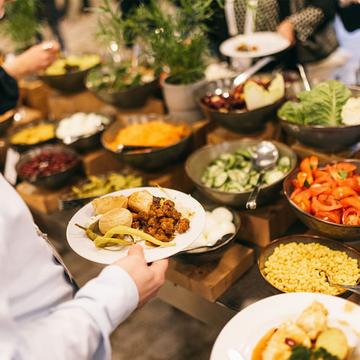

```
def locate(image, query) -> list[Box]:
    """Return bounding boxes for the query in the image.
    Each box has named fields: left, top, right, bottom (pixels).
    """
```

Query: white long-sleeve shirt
left=0, top=175, right=139, bottom=359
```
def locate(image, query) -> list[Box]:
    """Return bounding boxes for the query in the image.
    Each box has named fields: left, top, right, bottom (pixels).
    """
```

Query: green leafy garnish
left=289, top=346, right=339, bottom=360
left=278, top=80, right=351, bottom=126
left=338, top=170, right=348, bottom=180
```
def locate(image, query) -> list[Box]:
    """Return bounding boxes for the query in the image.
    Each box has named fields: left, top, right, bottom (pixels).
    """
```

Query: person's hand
left=3, top=41, right=60, bottom=79
left=277, top=20, right=296, bottom=45
left=113, top=244, right=168, bottom=307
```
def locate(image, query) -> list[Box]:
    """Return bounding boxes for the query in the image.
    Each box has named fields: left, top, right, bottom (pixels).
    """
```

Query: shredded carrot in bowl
left=108, top=121, right=190, bottom=149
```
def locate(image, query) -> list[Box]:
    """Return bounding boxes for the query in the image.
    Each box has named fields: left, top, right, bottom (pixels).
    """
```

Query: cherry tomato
left=315, top=210, right=341, bottom=224
left=342, top=207, right=360, bottom=225
left=340, top=196, right=360, bottom=210
left=332, top=186, right=357, bottom=200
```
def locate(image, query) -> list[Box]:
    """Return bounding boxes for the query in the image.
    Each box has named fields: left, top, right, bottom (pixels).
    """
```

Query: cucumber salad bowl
left=185, top=139, right=297, bottom=208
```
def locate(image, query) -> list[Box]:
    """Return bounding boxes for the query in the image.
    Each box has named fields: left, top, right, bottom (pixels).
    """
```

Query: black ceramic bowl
left=177, top=206, right=241, bottom=262
left=283, top=160, right=360, bottom=242
left=86, top=69, right=158, bottom=108
left=279, top=86, right=360, bottom=151
left=0, top=110, right=15, bottom=136
left=101, top=114, right=193, bottom=171
left=55, top=113, right=113, bottom=152
left=196, top=77, right=285, bottom=133
left=258, top=234, right=360, bottom=296
left=9, top=120, right=57, bottom=153
left=280, top=120, right=360, bottom=152
left=185, top=139, right=297, bottom=208
left=39, top=63, right=99, bottom=93
left=16, top=144, right=81, bottom=189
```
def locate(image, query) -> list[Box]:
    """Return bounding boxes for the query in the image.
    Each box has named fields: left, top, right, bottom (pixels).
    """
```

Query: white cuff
left=74, top=265, right=139, bottom=333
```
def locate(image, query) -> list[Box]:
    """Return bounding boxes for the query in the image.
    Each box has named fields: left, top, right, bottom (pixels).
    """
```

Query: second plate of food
left=211, top=292, right=360, bottom=360
left=220, top=31, right=290, bottom=58
left=66, top=187, right=206, bottom=264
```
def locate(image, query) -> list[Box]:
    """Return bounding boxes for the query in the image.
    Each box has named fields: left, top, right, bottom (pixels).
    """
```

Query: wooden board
left=16, top=181, right=67, bottom=214
left=47, top=89, right=164, bottom=120
left=167, top=243, right=254, bottom=302
left=238, top=197, right=297, bottom=247
left=19, top=79, right=50, bottom=117
left=207, top=121, right=282, bottom=145
left=291, top=142, right=360, bottom=162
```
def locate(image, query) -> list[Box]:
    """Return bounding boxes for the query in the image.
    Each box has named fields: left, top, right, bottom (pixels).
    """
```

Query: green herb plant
left=94, top=0, right=125, bottom=49
left=124, top=0, right=215, bottom=85
left=1, top=0, right=40, bottom=51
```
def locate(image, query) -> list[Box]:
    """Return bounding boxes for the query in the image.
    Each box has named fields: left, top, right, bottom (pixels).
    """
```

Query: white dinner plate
left=220, top=32, right=290, bottom=59
left=67, top=187, right=206, bottom=264
left=211, top=292, right=360, bottom=360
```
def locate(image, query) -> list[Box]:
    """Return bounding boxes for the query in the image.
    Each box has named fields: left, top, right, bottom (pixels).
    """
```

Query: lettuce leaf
left=278, top=80, right=351, bottom=126
left=278, top=100, right=305, bottom=124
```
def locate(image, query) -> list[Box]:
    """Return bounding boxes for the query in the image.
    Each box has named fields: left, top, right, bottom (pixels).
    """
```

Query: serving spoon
left=246, top=141, right=279, bottom=210
left=320, top=269, right=360, bottom=295
left=115, top=144, right=161, bottom=154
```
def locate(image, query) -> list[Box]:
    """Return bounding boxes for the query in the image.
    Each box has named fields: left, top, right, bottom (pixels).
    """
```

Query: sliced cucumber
left=214, top=173, right=228, bottom=187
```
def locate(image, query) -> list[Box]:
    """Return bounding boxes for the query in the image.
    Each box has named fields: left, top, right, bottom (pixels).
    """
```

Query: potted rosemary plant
left=0, top=0, right=40, bottom=52
left=124, top=0, right=214, bottom=121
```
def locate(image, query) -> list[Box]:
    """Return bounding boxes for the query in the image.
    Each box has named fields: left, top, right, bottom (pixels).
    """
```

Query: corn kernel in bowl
left=263, top=242, right=360, bottom=295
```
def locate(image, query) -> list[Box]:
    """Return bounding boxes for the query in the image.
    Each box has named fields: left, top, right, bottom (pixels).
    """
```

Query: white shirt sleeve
left=0, top=264, right=139, bottom=360
left=0, top=173, right=139, bottom=360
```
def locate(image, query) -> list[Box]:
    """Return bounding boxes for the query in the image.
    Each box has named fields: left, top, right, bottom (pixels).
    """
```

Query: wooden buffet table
left=7, top=82, right=360, bottom=332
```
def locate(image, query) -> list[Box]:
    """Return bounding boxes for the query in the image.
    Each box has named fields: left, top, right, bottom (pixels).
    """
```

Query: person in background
left=37, top=0, right=67, bottom=50
left=0, top=41, right=59, bottom=114
left=224, top=0, right=338, bottom=64
left=337, top=0, right=360, bottom=32
left=0, top=1, right=169, bottom=359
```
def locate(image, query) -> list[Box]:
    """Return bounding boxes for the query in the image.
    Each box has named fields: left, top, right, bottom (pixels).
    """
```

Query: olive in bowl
left=16, top=145, right=81, bottom=189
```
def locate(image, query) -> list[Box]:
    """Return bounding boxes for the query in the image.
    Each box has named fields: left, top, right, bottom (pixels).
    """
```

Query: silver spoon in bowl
left=320, top=269, right=360, bottom=295
left=246, top=141, right=279, bottom=210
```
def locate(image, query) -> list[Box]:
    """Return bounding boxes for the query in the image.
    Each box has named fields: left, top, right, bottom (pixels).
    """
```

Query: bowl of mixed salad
left=86, top=63, right=158, bottom=108
left=278, top=81, right=360, bottom=151
left=185, top=139, right=297, bottom=207
left=196, top=74, right=285, bottom=133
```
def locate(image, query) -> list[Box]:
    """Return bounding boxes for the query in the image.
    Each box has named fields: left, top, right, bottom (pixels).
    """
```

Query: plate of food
left=66, top=187, right=206, bottom=263
left=220, top=32, right=290, bottom=59
left=211, top=293, right=360, bottom=360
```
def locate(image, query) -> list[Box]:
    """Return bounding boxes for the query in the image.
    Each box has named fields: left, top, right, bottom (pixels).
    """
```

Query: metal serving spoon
left=233, top=56, right=275, bottom=88
left=246, top=141, right=279, bottom=210
left=115, top=144, right=160, bottom=154
left=297, top=63, right=311, bottom=91
left=321, top=270, right=360, bottom=295
left=214, top=56, right=275, bottom=98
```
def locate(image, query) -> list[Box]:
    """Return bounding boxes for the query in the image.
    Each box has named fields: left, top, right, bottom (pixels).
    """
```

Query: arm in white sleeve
left=0, top=264, right=139, bottom=360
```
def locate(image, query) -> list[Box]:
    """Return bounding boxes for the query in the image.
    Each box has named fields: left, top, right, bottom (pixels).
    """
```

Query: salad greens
left=289, top=346, right=339, bottom=360
left=201, top=147, right=291, bottom=193
left=278, top=80, right=351, bottom=126
left=86, top=63, right=154, bottom=92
